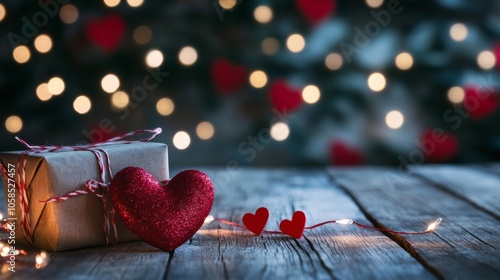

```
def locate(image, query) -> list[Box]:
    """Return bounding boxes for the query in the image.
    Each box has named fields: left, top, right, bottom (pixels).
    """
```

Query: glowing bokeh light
left=286, top=34, right=306, bottom=53
left=367, top=72, right=386, bottom=92
left=156, top=98, right=175, bottom=116
left=133, top=25, right=152, bottom=45
left=0, top=4, right=7, bottom=22
left=249, top=70, right=268, bottom=88
left=59, top=4, right=79, bottom=24
left=270, top=122, right=290, bottom=141
left=111, top=91, right=130, bottom=109
left=36, top=83, right=52, bottom=101
left=325, top=53, right=343, bottom=70
left=219, top=0, right=237, bottom=9
left=34, top=34, right=53, bottom=53
left=127, top=0, right=144, bottom=8
left=13, top=45, right=31, bottom=64
left=254, top=5, right=273, bottom=24
left=450, top=23, right=468, bottom=42
left=173, top=131, right=191, bottom=150
left=103, top=0, right=120, bottom=8
left=385, top=110, right=404, bottom=129
left=365, top=0, right=384, bottom=8
left=73, top=95, right=92, bottom=114
left=178, top=46, right=198, bottom=66
left=302, top=85, right=321, bottom=104
left=145, top=49, right=164, bottom=68
left=101, top=74, right=120, bottom=93
left=5, top=116, right=23, bottom=133
left=261, top=38, right=279, bottom=55
left=196, top=122, right=215, bottom=140
left=395, top=52, right=414, bottom=70
left=47, top=77, right=65, bottom=95
left=477, top=50, right=496, bottom=70
left=447, top=86, right=465, bottom=104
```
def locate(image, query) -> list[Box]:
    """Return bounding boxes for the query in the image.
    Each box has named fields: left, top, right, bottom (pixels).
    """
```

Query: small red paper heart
left=280, top=211, right=306, bottom=239
left=421, top=130, right=458, bottom=163
left=211, top=58, right=248, bottom=94
left=86, top=14, right=126, bottom=51
left=296, top=0, right=336, bottom=24
left=269, top=80, right=303, bottom=114
left=110, top=167, right=214, bottom=252
left=242, top=207, right=269, bottom=236
left=330, top=141, right=363, bottom=166
left=463, top=86, right=498, bottom=120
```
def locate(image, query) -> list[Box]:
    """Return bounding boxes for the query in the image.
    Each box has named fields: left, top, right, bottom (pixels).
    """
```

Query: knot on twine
left=85, top=180, right=116, bottom=246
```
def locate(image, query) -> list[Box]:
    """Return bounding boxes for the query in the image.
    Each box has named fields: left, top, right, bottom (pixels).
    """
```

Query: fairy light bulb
left=1, top=247, right=9, bottom=257
left=336, top=219, right=353, bottom=225
left=204, top=215, right=215, bottom=225
left=426, top=217, right=442, bottom=232
left=35, top=250, right=49, bottom=269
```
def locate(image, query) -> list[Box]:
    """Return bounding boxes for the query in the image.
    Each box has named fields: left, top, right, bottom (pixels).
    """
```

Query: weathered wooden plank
left=1, top=242, right=169, bottom=280
left=412, top=165, right=500, bottom=219
left=166, top=169, right=436, bottom=279
left=328, top=167, right=500, bottom=280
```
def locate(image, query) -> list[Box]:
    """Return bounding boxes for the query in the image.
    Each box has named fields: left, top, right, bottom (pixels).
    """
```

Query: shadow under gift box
left=0, top=142, right=169, bottom=251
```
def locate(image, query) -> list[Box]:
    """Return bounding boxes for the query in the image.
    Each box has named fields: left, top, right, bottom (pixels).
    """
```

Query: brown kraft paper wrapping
left=0, top=142, right=169, bottom=251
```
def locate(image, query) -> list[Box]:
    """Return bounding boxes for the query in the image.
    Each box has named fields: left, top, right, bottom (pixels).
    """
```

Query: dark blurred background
left=0, top=0, right=499, bottom=167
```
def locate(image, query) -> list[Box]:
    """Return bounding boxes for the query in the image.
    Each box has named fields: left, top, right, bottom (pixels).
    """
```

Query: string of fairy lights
left=2, top=0, right=498, bottom=152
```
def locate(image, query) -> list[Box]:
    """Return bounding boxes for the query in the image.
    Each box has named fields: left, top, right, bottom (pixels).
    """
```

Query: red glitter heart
left=280, top=211, right=306, bottom=239
left=269, top=80, right=303, bottom=114
left=242, top=207, right=269, bottom=236
left=296, top=0, right=336, bottom=24
left=211, top=58, right=248, bottom=94
left=110, top=167, right=214, bottom=252
left=86, top=14, right=126, bottom=51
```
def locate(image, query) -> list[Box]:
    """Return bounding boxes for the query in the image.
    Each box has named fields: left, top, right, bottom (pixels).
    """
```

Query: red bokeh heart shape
left=110, top=167, right=214, bottom=252
left=211, top=58, right=248, bottom=94
left=280, top=211, right=306, bottom=239
left=242, top=207, right=269, bottom=236
left=463, top=86, right=498, bottom=120
left=86, top=14, right=126, bottom=51
left=421, top=130, right=458, bottom=163
left=269, top=80, right=303, bottom=114
left=330, top=141, right=363, bottom=166
left=296, top=0, right=336, bottom=24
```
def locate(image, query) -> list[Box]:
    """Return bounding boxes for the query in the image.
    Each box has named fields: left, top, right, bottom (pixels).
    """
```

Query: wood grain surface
left=0, top=166, right=499, bottom=279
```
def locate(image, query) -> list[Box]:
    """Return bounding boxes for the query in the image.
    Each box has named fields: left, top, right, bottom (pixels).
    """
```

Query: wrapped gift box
left=0, top=142, right=168, bottom=251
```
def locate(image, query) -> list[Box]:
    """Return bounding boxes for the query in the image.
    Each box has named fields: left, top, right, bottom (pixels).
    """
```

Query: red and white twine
left=0, top=128, right=162, bottom=246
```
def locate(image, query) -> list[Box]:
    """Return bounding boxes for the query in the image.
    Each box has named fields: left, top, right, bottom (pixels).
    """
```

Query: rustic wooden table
left=1, top=165, right=499, bottom=279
